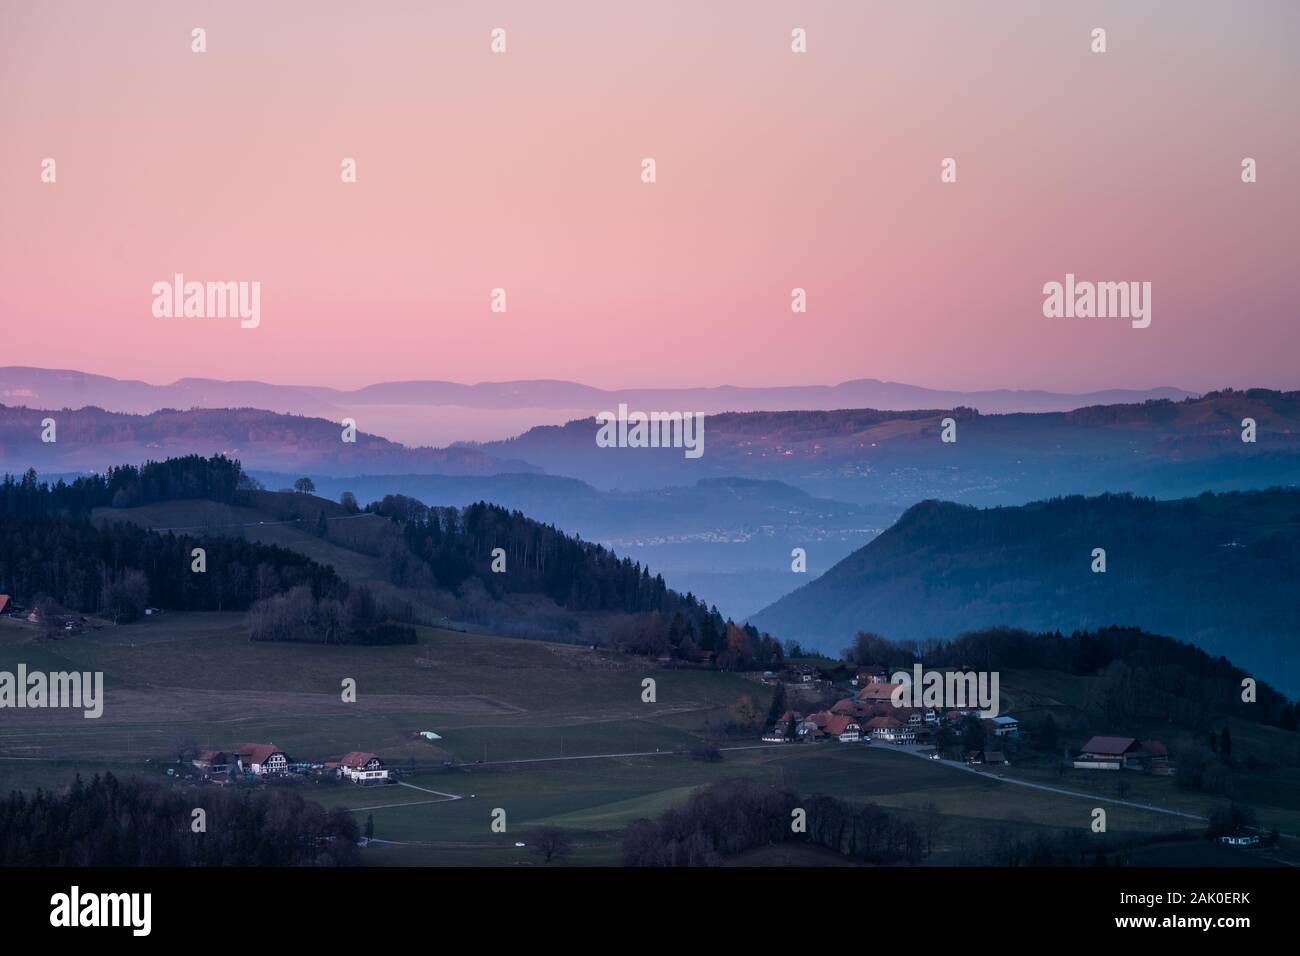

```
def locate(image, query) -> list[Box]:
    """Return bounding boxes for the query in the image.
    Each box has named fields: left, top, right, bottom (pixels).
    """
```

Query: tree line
left=0, top=511, right=345, bottom=622
left=0, top=773, right=360, bottom=866
left=622, top=778, right=926, bottom=866
left=0, top=454, right=246, bottom=516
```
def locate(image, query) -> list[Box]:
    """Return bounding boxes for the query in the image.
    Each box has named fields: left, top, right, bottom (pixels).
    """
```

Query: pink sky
left=2, top=0, right=1297, bottom=392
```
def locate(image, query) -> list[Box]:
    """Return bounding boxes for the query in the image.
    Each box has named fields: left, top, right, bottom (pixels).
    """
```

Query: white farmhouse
left=339, top=751, right=389, bottom=784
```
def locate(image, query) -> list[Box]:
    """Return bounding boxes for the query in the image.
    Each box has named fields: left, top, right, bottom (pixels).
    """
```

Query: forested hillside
left=0, top=456, right=406, bottom=643
left=367, top=494, right=785, bottom=669
left=752, top=489, right=1300, bottom=695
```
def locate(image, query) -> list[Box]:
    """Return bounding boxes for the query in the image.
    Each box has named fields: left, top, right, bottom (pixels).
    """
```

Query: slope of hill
left=247, top=472, right=890, bottom=619
left=749, top=489, right=1300, bottom=696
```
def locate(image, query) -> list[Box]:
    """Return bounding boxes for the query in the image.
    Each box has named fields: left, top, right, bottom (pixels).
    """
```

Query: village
left=757, top=664, right=1171, bottom=774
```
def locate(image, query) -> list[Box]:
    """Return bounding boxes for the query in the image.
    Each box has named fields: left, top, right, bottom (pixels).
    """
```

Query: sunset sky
left=2, top=0, right=1297, bottom=392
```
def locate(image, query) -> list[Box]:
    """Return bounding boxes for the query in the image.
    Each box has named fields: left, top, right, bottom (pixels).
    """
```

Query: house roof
left=339, top=751, right=380, bottom=768
left=1079, top=736, right=1140, bottom=756
left=824, top=715, right=860, bottom=736
left=991, top=716, right=1018, bottom=725
left=0, top=594, right=10, bottom=613
left=857, top=682, right=902, bottom=701
left=236, top=743, right=283, bottom=764
left=864, top=716, right=902, bottom=729
left=1140, top=740, right=1169, bottom=757
left=830, top=699, right=858, bottom=714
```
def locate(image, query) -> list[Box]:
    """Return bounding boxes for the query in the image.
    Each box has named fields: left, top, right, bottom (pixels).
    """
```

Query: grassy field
left=319, top=744, right=1207, bottom=866
left=0, top=613, right=756, bottom=768
left=2, top=612, right=1295, bottom=867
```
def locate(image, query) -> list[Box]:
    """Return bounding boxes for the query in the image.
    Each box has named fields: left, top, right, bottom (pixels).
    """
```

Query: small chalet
left=235, top=743, right=289, bottom=776
left=864, top=715, right=914, bottom=743
left=852, top=666, right=888, bottom=686
left=823, top=715, right=863, bottom=742
left=895, top=707, right=926, bottom=728
left=338, top=752, right=388, bottom=784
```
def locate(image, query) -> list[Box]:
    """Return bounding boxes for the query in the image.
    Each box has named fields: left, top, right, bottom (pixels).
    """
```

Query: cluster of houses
left=190, top=743, right=390, bottom=785
left=761, top=669, right=1020, bottom=759
left=760, top=667, right=1174, bottom=777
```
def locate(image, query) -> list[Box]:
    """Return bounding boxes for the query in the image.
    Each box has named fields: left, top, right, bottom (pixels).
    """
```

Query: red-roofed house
left=339, top=752, right=388, bottom=783
left=864, top=716, right=914, bottom=744
left=857, top=682, right=903, bottom=704
left=235, top=743, right=288, bottom=776
left=823, top=715, right=863, bottom=742
left=1073, top=736, right=1168, bottom=771
left=0, top=595, right=10, bottom=615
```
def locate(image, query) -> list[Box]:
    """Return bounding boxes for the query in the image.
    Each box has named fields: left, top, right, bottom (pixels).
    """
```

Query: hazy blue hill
left=748, top=488, right=1300, bottom=695
left=481, top=390, right=1300, bottom=502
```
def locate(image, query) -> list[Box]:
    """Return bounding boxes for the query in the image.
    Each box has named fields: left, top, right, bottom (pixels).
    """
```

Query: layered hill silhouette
left=748, top=488, right=1300, bottom=696
left=481, top=389, right=1300, bottom=502
left=0, top=404, right=535, bottom=477
left=0, top=365, right=1193, bottom=446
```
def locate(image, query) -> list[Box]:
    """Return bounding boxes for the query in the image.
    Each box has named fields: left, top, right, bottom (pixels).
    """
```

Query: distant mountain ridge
left=748, top=488, right=1300, bottom=695
left=0, top=366, right=1195, bottom=446
left=480, top=389, right=1300, bottom=501
left=0, top=404, right=534, bottom=477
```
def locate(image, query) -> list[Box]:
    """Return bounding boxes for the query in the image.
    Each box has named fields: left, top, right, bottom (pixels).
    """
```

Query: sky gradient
left=2, top=0, right=1297, bottom=392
